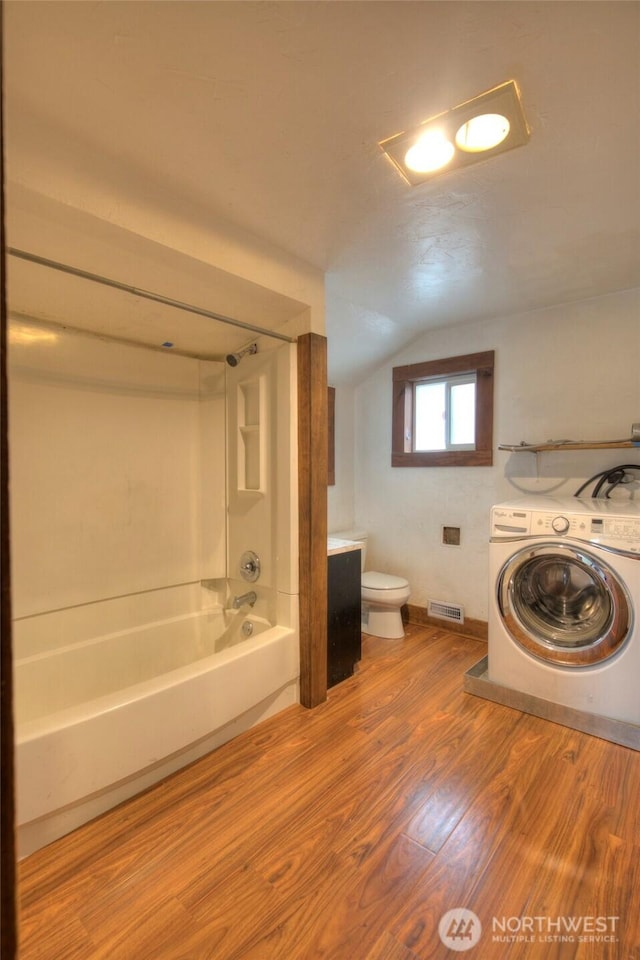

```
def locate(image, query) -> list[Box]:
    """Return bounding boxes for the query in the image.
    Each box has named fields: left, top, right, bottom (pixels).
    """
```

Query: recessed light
left=455, top=113, right=510, bottom=153
left=379, top=80, right=529, bottom=186
left=405, top=130, right=455, bottom=173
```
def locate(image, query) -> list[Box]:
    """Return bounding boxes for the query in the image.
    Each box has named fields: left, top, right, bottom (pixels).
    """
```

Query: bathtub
left=14, top=591, right=299, bottom=857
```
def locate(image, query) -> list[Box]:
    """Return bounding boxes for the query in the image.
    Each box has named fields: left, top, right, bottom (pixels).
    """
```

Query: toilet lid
left=362, top=571, right=409, bottom=590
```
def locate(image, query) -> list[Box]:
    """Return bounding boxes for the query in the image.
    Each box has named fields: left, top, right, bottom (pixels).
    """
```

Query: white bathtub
left=14, top=594, right=299, bottom=857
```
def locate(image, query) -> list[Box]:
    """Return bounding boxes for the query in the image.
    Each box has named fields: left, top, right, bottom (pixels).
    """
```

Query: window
left=392, top=350, right=494, bottom=467
left=414, top=373, right=476, bottom=451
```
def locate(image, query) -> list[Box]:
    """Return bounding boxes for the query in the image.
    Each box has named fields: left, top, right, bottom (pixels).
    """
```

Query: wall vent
left=428, top=599, right=464, bottom=624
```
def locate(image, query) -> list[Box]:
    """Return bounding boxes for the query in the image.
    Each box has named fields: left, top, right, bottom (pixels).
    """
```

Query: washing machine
left=489, top=496, right=640, bottom=725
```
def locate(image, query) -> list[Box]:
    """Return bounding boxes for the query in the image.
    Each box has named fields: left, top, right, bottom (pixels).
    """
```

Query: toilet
left=331, top=529, right=411, bottom=639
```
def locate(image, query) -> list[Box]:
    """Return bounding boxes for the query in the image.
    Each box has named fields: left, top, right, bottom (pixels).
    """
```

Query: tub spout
left=232, top=591, right=257, bottom=609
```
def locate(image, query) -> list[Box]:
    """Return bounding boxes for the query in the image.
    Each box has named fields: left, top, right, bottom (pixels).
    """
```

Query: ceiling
left=4, top=1, right=640, bottom=383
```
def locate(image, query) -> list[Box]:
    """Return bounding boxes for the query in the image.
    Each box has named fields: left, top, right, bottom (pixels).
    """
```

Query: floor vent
left=428, top=600, right=464, bottom=624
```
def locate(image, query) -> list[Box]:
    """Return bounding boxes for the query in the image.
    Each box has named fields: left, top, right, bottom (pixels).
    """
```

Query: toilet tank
left=330, top=529, right=367, bottom=572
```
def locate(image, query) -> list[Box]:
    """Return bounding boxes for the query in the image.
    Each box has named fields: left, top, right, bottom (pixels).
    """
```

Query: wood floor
left=18, top=626, right=640, bottom=960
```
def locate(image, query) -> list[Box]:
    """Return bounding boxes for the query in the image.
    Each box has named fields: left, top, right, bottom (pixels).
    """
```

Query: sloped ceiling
left=4, top=1, right=640, bottom=382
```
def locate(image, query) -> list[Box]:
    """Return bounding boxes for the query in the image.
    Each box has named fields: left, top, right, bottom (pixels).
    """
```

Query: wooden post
left=297, top=333, right=328, bottom=708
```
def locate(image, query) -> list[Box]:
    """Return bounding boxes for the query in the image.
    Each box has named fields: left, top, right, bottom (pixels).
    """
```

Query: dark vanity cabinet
left=327, top=546, right=362, bottom=688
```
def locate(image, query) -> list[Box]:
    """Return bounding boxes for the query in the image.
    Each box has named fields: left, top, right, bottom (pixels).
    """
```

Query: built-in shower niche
left=237, top=375, right=266, bottom=493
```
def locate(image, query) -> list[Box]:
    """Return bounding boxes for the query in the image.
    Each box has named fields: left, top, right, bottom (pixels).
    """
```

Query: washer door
left=497, top=543, right=632, bottom=666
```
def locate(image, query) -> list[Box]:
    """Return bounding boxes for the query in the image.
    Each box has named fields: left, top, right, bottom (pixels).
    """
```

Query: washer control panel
left=491, top=502, right=640, bottom=553
left=587, top=515, right=640, bottom=551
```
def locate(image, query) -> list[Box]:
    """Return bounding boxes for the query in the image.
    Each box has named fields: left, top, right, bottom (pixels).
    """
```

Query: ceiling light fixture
left=405, top=129, right=455, bottom=173
left=455, top=113, right=510, bottom=153
left=379, top=80, right=529, bottom=186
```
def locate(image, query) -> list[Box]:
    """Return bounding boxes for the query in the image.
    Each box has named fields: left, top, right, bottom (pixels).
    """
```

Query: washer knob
left=551, top=515, right=570, bottom=534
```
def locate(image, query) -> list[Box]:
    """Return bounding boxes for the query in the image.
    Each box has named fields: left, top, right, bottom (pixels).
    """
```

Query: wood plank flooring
left=18, top=626, right=640, bottom=960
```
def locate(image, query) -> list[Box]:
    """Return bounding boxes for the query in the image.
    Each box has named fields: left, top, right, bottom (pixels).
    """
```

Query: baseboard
left=404, top=603, right=488, bottom=641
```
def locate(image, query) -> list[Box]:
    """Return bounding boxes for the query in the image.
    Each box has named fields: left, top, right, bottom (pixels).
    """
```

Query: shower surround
left=9, top=319, right=300, bottom=856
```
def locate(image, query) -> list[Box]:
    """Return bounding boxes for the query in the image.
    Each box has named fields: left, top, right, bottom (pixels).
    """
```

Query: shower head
left=226, top=343, right=258, bottom=367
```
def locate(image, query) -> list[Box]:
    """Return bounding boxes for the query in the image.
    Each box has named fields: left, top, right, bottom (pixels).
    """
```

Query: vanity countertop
left=327, top=537, right=363, bottom=557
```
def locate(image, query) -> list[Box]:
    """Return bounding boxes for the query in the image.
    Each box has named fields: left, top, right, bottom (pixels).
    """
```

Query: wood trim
left=327, top=386, right=335, bottom=486
left=405, top=603, right=488, bottom=641
left=475, top=359, right=493, bottom=455
left=391, top=380, right=410, bottom=456
left=392, top=448, right=493, bottom=468
left=499, top=440, right=637, bottom=452
left=393, top=349, right=494, bottom=383
left=1, top=15, right=18, bottom=946
left=297, top=334, right=328, bottom=708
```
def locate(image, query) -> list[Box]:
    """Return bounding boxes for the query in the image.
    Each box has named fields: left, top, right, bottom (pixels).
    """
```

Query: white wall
left=332, top=288, right=640, bottom=621
left=327, top=383, right=356, bottom=532
left=9, top=320, right=225, bottom=621
left=7, top=184, right=326, bottom=342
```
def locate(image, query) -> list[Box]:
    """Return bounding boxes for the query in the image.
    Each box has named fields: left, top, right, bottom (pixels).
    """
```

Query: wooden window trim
left=392, top=350, right=494, bottom=467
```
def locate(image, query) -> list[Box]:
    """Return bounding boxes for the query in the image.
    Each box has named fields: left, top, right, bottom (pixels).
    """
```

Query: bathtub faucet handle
left=232, top=591, right=257, bottom=609
left=239, top=550, right=261, bottom=583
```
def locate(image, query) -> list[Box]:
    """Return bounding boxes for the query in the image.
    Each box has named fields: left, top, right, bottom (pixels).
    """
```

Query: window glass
left=414, top=381, right=446, bottom=451
left=414, top=375, right=476, bottom=451
left=450, top=379, right=476, bottom=447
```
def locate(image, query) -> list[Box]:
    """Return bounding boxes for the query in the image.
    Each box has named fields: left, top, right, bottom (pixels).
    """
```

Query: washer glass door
left=498, top=543, right=631, bottom=666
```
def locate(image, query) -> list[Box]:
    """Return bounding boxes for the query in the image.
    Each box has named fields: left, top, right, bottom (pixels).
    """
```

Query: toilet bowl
left=330, top=529, right=410, bottom=640
left=361, top=570, right=411, bottom=639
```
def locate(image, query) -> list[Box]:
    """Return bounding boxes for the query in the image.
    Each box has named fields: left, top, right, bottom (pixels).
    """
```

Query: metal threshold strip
left=7, top=247, right=296, bottom=344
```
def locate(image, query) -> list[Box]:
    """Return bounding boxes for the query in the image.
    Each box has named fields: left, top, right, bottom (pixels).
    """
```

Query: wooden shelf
left=499, top=440, right=638, bottom=453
